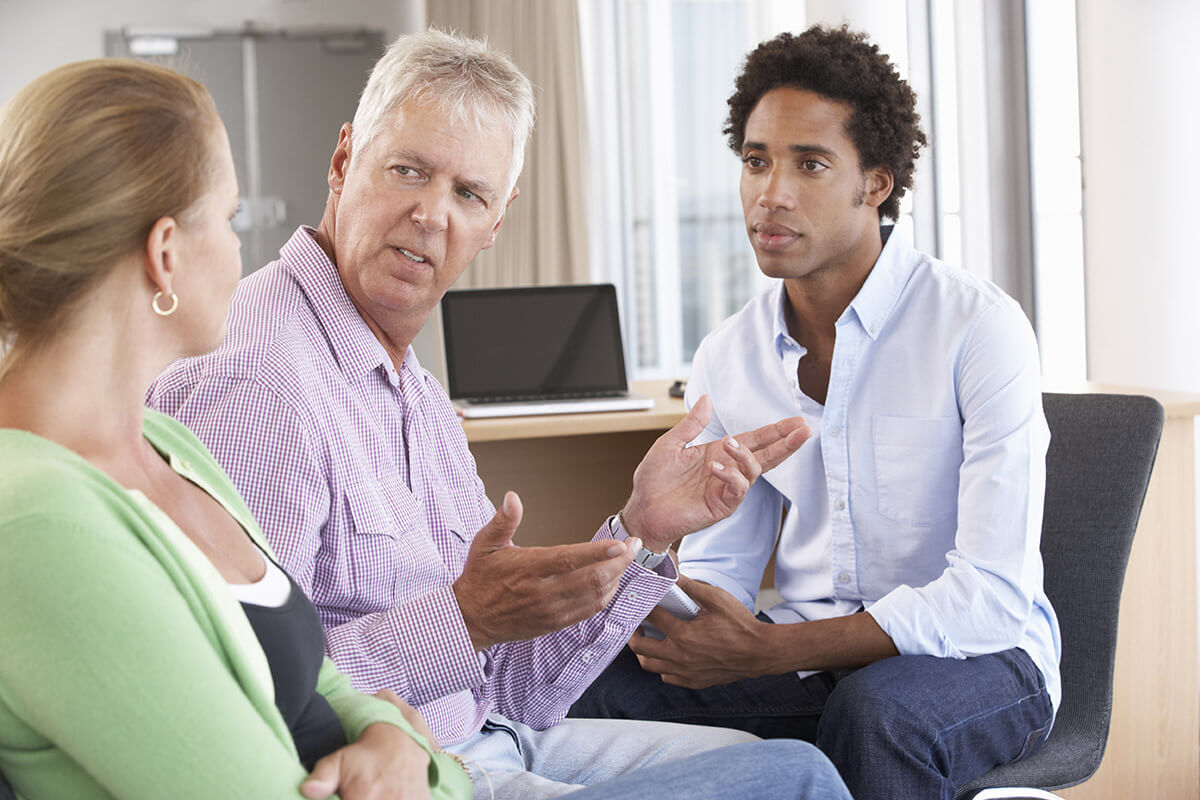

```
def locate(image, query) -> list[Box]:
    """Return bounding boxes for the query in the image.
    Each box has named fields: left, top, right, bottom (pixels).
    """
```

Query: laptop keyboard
left=469, top=390, right=626, bottom=404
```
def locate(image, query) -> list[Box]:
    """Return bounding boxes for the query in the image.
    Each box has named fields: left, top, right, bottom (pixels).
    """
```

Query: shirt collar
left=277, top=226, right=399, bottom=379
left=771, top=284, right=793, bottom=359
left=843, top=224, right=918, bottom=340
left=770, top=224, right=918, bottom=354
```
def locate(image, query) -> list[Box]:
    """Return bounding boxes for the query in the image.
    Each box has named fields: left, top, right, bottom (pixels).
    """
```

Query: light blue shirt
left=679, top=226, right=1061, bottom=712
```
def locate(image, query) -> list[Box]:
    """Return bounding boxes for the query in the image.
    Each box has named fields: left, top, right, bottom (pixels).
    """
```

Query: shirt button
left=834, top=499, right=846, bottom=511
left=827, top=425, right=841, bottom=437
left=386, top=370, right=401, bottom=387
left=179, top=459, right=193, bottom=472
left=626, top=590, right=639, bottom=602
left=838, top=572, right=851, bottom=584
left=581, top=650, right=595, bottom=663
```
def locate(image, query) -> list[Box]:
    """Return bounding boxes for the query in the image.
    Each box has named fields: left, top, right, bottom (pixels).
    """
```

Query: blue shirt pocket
left=872, top=415, right=963, bottom=527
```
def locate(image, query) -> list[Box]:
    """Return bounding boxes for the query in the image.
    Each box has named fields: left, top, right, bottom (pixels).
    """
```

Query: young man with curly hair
left=571, top=25, right=1061, bottom=799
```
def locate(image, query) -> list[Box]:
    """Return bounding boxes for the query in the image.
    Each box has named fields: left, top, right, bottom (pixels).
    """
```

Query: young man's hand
left=629, top=575, right=771, bottom=688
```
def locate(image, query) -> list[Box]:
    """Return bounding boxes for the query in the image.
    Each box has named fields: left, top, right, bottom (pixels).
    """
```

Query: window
left=1026, top=0, right=1085, bottom=384
left=580, top=0, right=803, bottom=378
left=581, top=0, right=1084, bottom=382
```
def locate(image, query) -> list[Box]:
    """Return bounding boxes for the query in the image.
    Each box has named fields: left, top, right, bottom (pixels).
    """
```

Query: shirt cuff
left=604, top=514, right=678, bottom=579
left=592, top=517, right=676, bottom=599
left=866, top=585, right=963, bottom=660
left=388, top=585, right=487, bottom=704
left=529, top=521, right=680, bottom=701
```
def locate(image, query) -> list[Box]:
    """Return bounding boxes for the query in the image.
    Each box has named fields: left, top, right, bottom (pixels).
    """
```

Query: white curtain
left=427, top=0, right=591, bottom=288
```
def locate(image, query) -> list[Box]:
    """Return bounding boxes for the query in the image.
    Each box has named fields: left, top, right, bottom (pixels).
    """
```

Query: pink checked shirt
left=149, top=227, right=676, bottom=745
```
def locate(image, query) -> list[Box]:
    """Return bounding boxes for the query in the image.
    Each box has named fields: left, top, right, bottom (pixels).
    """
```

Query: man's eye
left=802, top=160, right=828, bottom=172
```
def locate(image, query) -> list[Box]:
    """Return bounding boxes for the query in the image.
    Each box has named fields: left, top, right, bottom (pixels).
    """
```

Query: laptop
left=441, top=283, right=654, bottom=419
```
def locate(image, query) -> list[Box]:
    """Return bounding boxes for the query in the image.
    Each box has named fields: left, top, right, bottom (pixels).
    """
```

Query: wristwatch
left=611, top=512, right=671, bottom=569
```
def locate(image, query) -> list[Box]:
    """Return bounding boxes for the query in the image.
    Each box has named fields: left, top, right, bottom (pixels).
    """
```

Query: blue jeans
left=570, top=646, right=1053, bottom=800
left=560, top=740, right=851, bottom=800
left=449, top=714, right=850, bottom=799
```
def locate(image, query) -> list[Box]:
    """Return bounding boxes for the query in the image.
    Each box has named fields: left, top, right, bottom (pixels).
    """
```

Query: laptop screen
left=441, top=284, right=631, bottom=400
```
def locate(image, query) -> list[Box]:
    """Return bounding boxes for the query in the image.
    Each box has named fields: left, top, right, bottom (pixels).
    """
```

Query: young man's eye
left=802, top=160, right=828, bottom=172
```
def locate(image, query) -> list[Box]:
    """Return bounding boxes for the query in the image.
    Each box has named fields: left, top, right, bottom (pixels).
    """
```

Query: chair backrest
left=957, top=392, right=1164, bottom=798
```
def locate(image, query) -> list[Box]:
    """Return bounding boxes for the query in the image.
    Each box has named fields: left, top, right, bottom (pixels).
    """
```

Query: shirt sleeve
left=0, top=516, right=316, bottom=799
left=867, top=298, right=1050, bottom=658
left=314, top=659, right=472, bottom=799
left=477, top=519, right=678, bottom=729
left=677, top=346, right=786, bottom=611
left=154, top=376, right=485, bottom=708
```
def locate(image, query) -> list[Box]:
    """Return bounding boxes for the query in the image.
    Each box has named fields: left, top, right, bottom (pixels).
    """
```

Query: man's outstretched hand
left=452, top=397, right=807, bottom=649
left=452, top=491, right=641, bottom=651
left=622, top=395, right=809, bottom=552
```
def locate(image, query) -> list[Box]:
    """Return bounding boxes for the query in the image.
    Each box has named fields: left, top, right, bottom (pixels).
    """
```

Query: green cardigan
left=0, top=410, right=470, bottom=799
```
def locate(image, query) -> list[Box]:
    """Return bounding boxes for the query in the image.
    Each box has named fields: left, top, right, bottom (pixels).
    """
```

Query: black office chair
left=0, top=769, right=11, bottom=800
left=955, top=393, right=1164, bottom=799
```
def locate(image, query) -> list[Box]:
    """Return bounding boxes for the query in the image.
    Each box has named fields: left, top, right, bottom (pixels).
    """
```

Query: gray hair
left=351, top=28, right=535, bottom=195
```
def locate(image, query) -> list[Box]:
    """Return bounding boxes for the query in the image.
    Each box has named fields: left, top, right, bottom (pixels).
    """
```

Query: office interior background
left=2, top=0, right=1193, bottom=395
left=2, top=1, right=1199, bottom=796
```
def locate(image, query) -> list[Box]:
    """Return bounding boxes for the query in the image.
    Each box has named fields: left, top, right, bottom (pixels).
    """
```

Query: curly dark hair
left=725, top=25, right=927, bottom=221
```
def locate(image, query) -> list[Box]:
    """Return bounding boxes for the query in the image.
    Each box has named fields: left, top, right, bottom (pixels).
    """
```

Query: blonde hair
left=0, top=59, right=221, bottom=374
left=351, top=28, right=535, bottom=195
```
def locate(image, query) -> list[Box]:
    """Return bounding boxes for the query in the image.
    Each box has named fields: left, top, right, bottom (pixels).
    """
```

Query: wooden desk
left=463, top=382, right=1200, bottom=799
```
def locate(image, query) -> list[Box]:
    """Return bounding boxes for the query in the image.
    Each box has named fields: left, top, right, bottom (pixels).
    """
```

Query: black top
left=240, top=566, right=346, bottom=769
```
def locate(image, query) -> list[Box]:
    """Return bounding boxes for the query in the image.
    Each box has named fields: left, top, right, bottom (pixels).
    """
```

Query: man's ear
left=328, top=123, right=354, bottom=195
left=482, top=187, right=520, bottom=250
left=143, top=215, right=178, bottom=295
left=862, top=167, right=894, bottom=210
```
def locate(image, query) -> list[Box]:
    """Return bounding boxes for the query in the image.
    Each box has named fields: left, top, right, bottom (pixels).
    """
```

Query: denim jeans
left=570, top=646, right=1054, bottom=800
left=448, top=714, right=850, bottom=800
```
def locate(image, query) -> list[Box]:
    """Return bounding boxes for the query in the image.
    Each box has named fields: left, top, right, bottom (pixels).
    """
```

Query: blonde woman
left=0, top=59, right=469, bottom=799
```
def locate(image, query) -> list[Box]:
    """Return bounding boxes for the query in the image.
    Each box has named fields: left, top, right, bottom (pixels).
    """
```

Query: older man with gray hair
left=151, top=29, right=849, bottom=799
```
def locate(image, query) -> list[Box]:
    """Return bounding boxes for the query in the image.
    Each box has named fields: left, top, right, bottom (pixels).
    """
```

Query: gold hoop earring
left=152, top=291, right=179, bottom=317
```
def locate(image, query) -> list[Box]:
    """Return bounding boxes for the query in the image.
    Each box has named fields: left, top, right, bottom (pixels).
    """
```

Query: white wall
left=1078, top=0, right=1200, bottom=391
left=804, top=0, right=910, bottom=72
left=0, top=0, right=422, bottom=106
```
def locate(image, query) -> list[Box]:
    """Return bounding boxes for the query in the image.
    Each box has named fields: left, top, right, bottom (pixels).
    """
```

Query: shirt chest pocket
left=344, top=482, right=435, bottom=601
left=872, top=415, right=962, bottom=527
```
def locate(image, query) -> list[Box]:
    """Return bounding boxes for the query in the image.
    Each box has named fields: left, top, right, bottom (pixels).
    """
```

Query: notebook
left=441, top=283, right=654, bottom=419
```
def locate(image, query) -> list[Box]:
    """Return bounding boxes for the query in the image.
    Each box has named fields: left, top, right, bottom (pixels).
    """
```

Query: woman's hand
left=371, top=688, right=440, bottom=749
left=300, top=721, right=432, bottom=800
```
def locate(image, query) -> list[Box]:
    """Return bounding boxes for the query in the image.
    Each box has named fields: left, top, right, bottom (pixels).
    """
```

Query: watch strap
left=611, top=513, right=670, bottom=569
